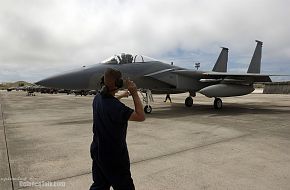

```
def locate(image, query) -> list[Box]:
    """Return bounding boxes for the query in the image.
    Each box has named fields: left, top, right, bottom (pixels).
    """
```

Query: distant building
left=263, top=81, right=290, bottom=94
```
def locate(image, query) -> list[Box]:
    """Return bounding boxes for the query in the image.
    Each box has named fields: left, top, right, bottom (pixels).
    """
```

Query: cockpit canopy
left=101, top=53, right=157, bottom=64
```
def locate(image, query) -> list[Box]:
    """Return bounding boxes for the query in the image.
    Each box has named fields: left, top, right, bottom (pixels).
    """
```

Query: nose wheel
left=144, top=105, right=152, bottom=114
left=141, top=89, right=154, bottom=114
left=214, top=98, right=222, bottom=109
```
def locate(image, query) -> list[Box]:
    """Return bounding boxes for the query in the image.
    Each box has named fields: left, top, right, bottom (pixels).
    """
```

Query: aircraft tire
left=144, top=105, right=152, bottom=114
left=185, top=97, right=193, bottom=107
left=214, top=98, right=222, bottom=109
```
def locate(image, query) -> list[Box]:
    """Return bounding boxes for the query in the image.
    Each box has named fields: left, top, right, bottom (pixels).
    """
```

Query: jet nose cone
left=35, top=79, right=46, bottom=86
left=35, top=75, right=65, bottom=89
left=35, top=78, right=57, bottom=88
left=35, top=68, right=99, bottom=90
left=36, top=64, right=106, bottom=90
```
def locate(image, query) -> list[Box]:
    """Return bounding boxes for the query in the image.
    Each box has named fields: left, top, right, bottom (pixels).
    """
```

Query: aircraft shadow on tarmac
left=146, top=102, right=290, bottom=119
left=52, top=102, right=290, bottom=124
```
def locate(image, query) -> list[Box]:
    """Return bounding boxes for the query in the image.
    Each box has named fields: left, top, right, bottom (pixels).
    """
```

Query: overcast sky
left=0, top=0, right=290, bottom=83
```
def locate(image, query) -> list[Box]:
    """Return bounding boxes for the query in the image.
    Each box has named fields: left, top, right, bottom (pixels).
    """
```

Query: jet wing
left=203, top=72, right=273, bottom=82
left=172, top=70, right=274, bottom=82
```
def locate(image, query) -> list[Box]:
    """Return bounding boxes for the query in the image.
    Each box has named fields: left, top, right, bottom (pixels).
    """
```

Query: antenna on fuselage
left=195, top=62, right=200, bottom=70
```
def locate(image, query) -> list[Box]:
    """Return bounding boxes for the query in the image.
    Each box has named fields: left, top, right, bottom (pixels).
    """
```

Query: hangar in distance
left=36, top=40, right=278, bottom=113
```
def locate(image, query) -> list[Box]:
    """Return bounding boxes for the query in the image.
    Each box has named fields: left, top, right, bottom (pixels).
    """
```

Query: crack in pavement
left=16, top=133, right=251, bottom=189
left=1, top=100, right=14, bottom=190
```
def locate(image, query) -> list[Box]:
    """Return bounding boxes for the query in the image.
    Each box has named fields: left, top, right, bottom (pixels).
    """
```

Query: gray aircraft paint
left=199, top=84, right=255, bottom=98
left=247, top=40, right=263, bottom=74
left=212, top=47, right=228, bottom=72
left=36, top=41, right=275, bottom=109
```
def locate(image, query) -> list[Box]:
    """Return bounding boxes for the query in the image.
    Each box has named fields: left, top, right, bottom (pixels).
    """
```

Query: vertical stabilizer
left=212, top=47, right=228, bottom=72
left=247, top=40, right=263, bottom=73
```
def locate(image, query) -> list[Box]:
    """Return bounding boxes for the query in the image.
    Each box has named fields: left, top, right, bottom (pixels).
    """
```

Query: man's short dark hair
left=104, top=68, right=122, bottom=89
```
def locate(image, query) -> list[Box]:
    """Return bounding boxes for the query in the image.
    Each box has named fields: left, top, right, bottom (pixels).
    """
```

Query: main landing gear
left=141, top=89, right=153, bottom=114
left=184, top=92, right=223, bottom=109
left=185, top=96, right=193, bottom=107
left=214, top=98, right=223, bottom=109
left=140, top=90, right=223, bottom=113
left=184, top=91, right=196, bottom=107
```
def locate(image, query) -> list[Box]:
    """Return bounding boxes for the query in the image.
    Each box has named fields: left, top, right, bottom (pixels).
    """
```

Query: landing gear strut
left=141, top=89, right=154, bottom=114
left=214, top=98, right=222, bottom=109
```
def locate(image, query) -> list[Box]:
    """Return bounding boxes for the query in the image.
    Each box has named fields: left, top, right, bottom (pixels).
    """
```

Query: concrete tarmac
left=1, top=90, right=290, bottom=190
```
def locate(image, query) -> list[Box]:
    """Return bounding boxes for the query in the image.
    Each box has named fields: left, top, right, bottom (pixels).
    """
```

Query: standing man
left=90, top=68, right=145, bottom=190
left=164, top=93, right=172, bottom=103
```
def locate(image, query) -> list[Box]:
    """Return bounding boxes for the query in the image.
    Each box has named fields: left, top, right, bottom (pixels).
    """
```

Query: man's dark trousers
left=89, top=144, right=135, bottom=190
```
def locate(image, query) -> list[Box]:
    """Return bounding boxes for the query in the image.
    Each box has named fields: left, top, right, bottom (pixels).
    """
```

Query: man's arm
left=127, top=80, right=145, bottom=122
left=116, top=91, right=130, bottom=100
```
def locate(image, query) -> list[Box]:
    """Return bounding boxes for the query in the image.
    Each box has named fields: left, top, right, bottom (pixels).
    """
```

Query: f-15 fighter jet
left=36, top=40, right=274, bottom=113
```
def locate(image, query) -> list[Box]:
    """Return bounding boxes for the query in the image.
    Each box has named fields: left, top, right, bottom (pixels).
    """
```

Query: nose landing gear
left=144, top=105, right=152, bottom=114
left=141, top=89, right=154, bottom=114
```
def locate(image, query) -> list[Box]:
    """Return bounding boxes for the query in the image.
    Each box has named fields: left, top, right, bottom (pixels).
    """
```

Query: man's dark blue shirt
left=91, top=93, right=134, bottom=171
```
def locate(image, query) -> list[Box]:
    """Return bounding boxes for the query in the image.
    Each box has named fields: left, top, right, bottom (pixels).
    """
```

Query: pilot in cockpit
left=120, top=53, right=133, bottom=64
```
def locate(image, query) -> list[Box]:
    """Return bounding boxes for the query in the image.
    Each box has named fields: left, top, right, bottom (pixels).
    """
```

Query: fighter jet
left=36, top=40, right=273, bottom=113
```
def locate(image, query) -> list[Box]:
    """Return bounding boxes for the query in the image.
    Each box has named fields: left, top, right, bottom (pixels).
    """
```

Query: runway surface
left=1, top=90, right=290, bottom=190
